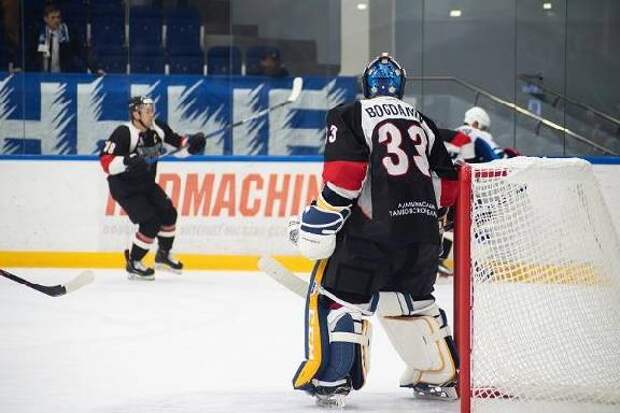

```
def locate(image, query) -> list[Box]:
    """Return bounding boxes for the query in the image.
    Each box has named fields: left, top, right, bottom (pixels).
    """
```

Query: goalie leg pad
left=292, top=260, right=329, bottom=391
left=292, top=260, right=372, bottom=393
left=378, top=295, right=457, bottom=387
left=313, top=306, right=372, bottom=390
left=350, top=315, right=372, bottom=390
left=315, top=306, right=356, bottom=386
left=319, top=306, right=372, bottom=390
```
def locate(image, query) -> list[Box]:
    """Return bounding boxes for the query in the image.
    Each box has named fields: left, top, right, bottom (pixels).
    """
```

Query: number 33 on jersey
left=321, top=95, right=458, bottom=244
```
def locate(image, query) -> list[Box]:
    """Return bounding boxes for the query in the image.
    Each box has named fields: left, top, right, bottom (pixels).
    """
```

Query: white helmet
left=464, top=106, right=491, bottom=130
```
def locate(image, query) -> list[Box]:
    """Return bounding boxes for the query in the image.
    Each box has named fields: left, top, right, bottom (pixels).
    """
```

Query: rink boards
left=0, top=157, right=619, bottom=269
left=0, top=157, right=321, bottom=270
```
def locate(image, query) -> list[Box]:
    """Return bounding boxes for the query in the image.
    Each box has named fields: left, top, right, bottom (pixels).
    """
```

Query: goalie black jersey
left=322, top=96, right=457, bottom=244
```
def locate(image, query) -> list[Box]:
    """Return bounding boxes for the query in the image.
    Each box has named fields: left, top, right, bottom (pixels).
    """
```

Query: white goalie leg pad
left=376, top=291, right=436, bottom=317
left=377, top=293, right=457, bottom=387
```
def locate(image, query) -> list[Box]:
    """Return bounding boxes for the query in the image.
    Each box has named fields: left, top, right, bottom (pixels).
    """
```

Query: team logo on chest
left=137, top=129, right=163, bottom=163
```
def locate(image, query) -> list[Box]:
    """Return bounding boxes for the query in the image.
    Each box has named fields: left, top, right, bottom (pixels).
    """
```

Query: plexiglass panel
left=0, top=0, right=618, bottom=156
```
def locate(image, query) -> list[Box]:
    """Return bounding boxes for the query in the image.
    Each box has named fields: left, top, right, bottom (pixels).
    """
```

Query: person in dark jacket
left=31, top=3, right=105, bottom=75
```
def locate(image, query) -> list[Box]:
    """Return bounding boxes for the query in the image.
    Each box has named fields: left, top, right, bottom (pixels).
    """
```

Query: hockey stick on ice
left=258, top=255, right=308, bottom=298
left=163, top=77, right=304, bottom=158
left=0, top=269, right=95, bottom=297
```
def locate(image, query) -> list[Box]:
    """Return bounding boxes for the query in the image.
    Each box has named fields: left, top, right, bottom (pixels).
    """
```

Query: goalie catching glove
left=288, top=197, right=351, bottom=260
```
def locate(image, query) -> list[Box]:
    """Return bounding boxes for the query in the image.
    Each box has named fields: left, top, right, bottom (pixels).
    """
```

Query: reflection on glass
left=0, top=0, right=617, bottom=156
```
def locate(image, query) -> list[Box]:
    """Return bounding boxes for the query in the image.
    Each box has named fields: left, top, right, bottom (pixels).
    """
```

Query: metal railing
left=408, top=75, right=618, bottom=156
left=518, top=74, right=620, bottom=130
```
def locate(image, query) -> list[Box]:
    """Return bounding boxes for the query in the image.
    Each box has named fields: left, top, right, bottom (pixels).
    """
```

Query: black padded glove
left=187, top=132, right=206, bottom=155
left=123, top=153, right=148, bottom=173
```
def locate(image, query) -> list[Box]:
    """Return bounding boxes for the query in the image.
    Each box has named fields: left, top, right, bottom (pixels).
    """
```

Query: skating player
left=99, top=96, right=206, bottom=280
left=442, top=106, right=503, bottom=163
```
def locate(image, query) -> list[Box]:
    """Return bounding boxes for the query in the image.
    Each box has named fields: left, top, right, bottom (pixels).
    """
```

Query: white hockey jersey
left=456, top=125, right=504, bottom=159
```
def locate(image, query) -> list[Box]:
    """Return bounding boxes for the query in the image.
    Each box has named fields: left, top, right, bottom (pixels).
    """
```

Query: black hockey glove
left=187, top=132, right=206, bottom=155
left=123, top=153, right=148, bottom=173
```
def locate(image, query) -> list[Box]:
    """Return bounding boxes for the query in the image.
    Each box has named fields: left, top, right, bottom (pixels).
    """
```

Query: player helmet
left=464, top=107, right=491, bottom=130
left=362, top=52, right=407, bottom=99
left=128, top=96, right=155, bottom=115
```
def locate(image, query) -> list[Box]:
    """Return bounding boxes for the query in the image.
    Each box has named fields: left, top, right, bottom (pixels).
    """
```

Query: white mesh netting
left=467, top=157, right=620, bottom=413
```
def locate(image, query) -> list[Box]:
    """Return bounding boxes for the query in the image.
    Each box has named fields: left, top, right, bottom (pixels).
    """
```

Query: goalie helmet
left=362, top=52, right=407, bottom=99
left=464, top=106, right=491, bottom=130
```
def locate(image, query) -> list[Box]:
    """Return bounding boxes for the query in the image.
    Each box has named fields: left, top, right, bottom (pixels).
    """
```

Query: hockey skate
left=412, top=381, right=458, bottom=401
left=154, top=249, right=183, bottom=274
left=313, top=378, right=352, bottom=409
left=124, top=250, right=155, bottom=281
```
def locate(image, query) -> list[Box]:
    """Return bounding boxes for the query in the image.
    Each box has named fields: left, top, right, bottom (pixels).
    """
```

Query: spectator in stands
left=258, top=50, right=289, bottom=77
left=31, top=3, right=105, bottom=75
left=1, top=0, right=21, bottom=71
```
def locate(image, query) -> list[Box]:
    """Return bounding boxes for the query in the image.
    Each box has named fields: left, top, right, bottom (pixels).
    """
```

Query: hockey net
left=454, top=157, right=620, bottom=413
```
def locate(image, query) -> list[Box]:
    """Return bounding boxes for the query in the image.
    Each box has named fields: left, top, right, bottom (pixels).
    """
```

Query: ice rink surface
left=0, top=268, right=458, bottom=413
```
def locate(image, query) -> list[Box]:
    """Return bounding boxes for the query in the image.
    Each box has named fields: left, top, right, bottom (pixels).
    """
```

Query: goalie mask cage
left=454, top=158, right=620, bottom=413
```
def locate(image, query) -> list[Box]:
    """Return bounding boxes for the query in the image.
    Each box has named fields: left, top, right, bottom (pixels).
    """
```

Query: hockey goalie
left=287, top=53, right=459, bottom=408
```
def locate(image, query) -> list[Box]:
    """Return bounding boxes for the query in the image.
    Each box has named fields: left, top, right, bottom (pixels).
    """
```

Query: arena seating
left=90, top=2, right=126, bottom=73
left=165, top=8, right=204, bottom=74
left=207, top=46, right=241, bottom=75
left=129, top=6, right=165, bottom=74
left=5, top=2, right=297, bottom=77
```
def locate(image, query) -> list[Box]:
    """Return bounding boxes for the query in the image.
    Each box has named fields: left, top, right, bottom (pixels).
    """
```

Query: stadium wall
left=0, top=157, right=618, bottom=271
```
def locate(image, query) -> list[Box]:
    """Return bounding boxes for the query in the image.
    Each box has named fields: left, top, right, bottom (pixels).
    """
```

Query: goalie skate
left=412, top=382, right=458, bottom=401
left=314, top=378, right=352, bottom=409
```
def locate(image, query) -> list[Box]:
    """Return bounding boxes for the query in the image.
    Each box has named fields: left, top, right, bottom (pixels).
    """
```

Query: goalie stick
left=0, top=269, right=95, bottom=297
left=162, top=77, right=304, bottom=158
left=258, top=256, right=375, bottom=315
left=258, top=256, right=308, bottom=298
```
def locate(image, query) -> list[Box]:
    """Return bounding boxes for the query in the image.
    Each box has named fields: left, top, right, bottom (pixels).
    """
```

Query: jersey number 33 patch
left=376, top=120, right=430, bottom=177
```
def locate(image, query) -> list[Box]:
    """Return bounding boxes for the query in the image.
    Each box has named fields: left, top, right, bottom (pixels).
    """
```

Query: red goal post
left=453, top=158, right=620, bottom=413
